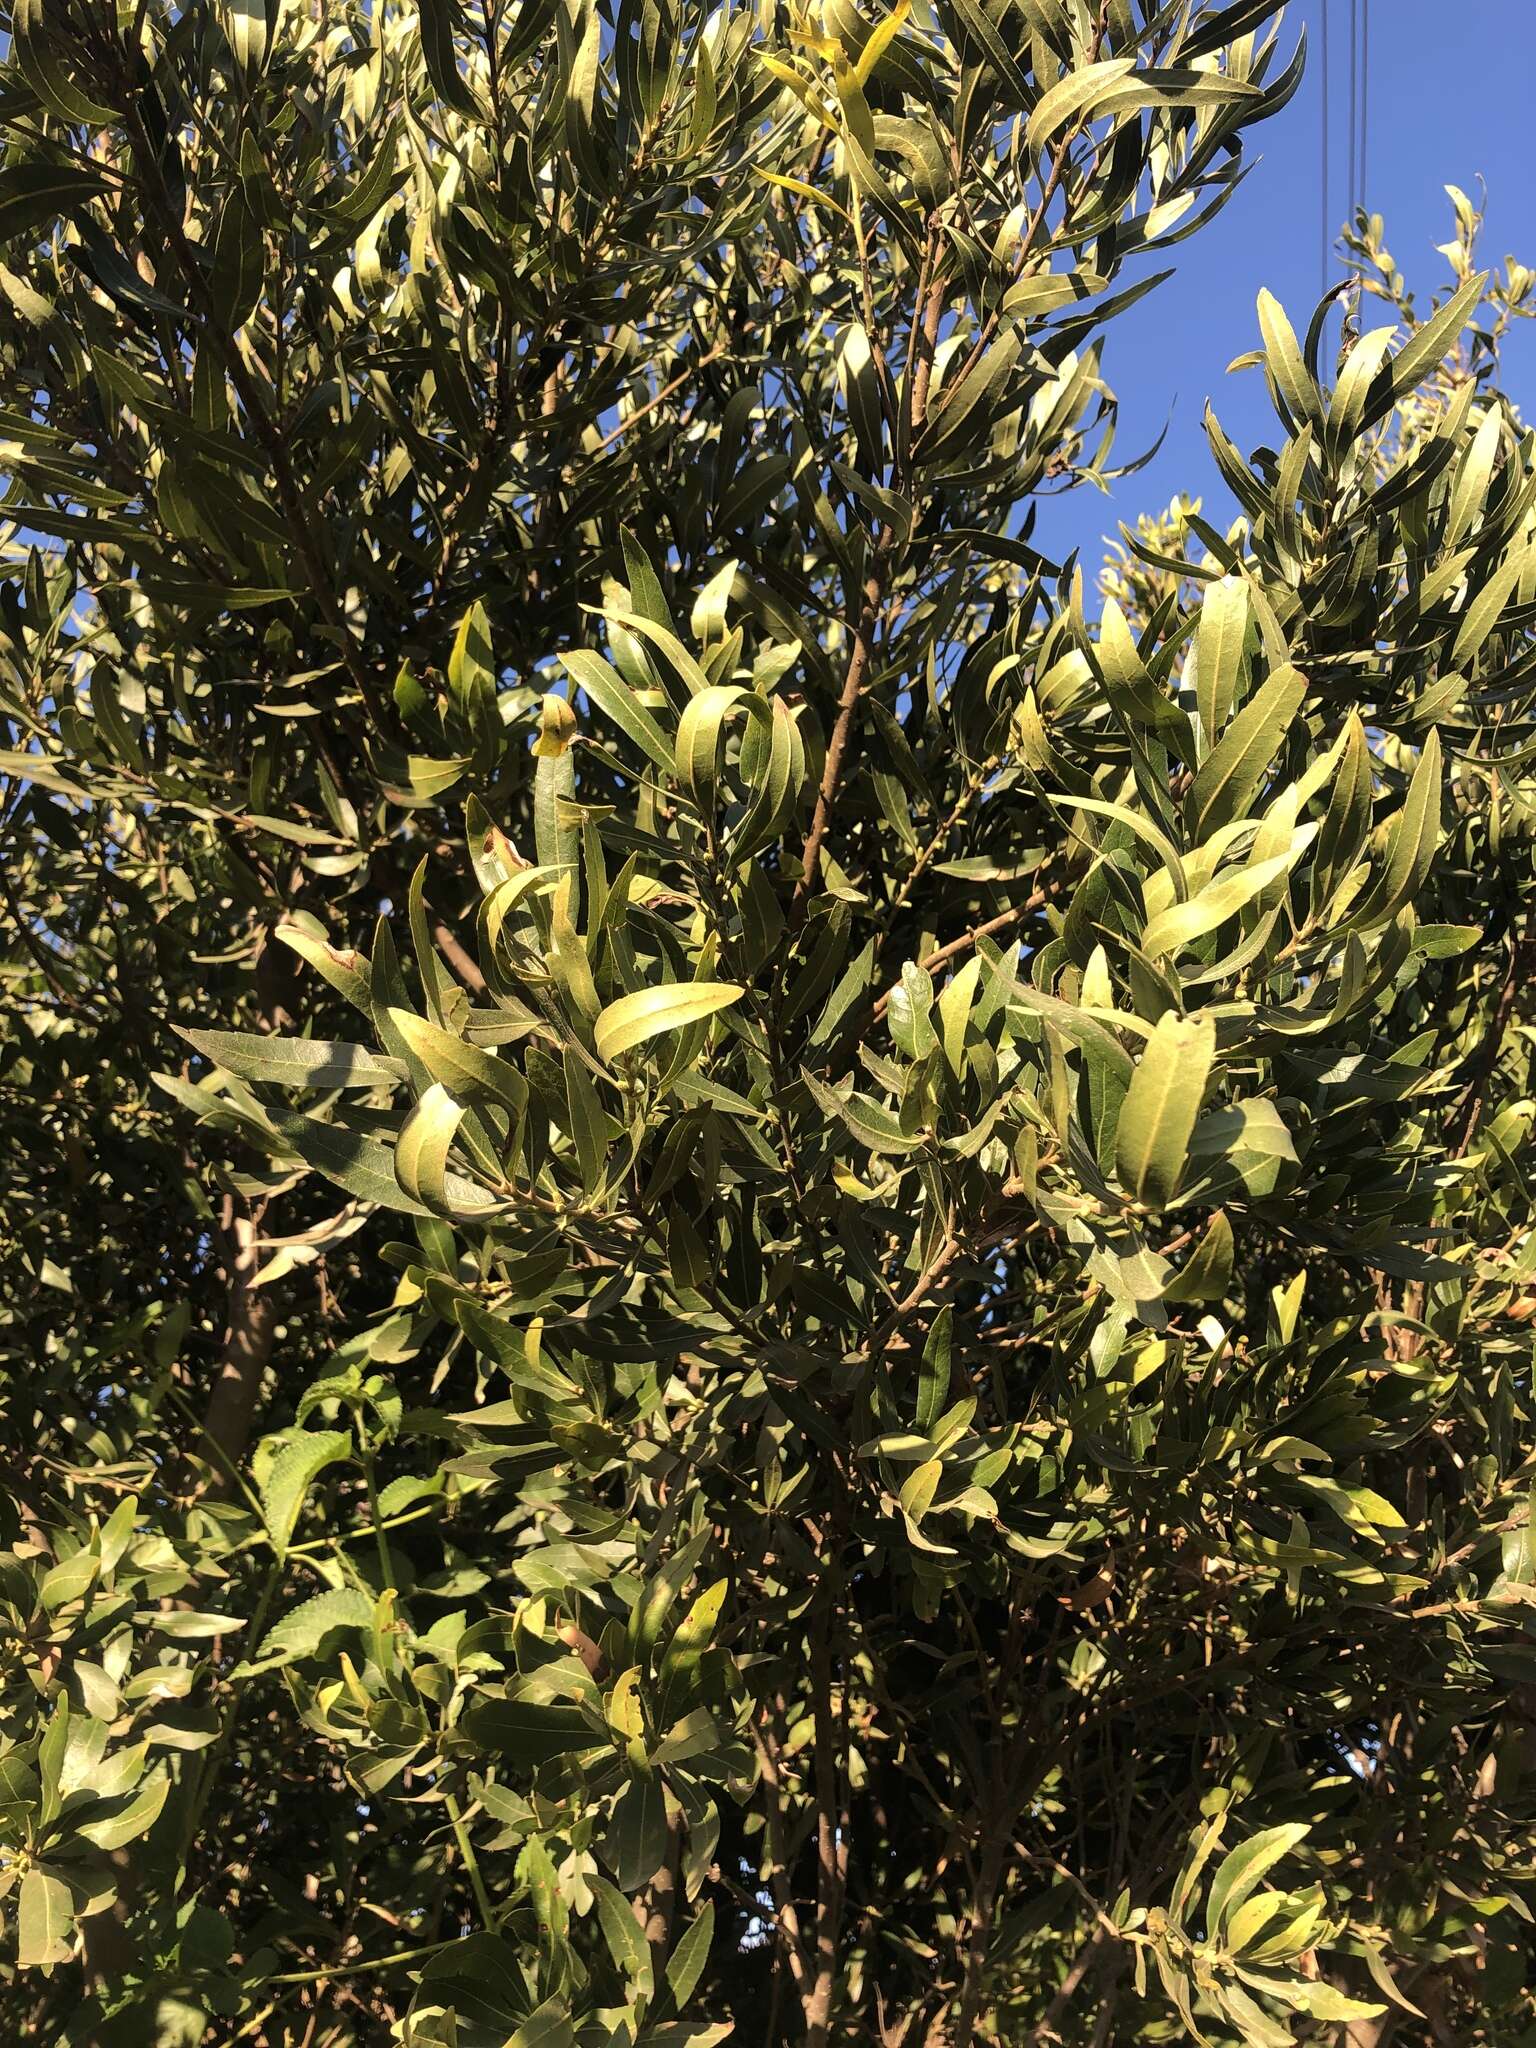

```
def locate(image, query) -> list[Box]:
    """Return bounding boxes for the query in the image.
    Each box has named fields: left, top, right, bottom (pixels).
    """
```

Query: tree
left=2, top=0, right=1535, bottom=2041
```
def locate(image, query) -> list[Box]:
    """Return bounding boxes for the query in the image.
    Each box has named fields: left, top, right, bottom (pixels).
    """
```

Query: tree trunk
left=198, top=1199, right=278, bottom=1490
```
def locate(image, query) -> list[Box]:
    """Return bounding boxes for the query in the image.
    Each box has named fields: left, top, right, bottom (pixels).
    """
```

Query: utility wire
left=1347, top=0, right=1359, bottom=229
left=1320, top=0, right=1330, bottom=295
left=1368, top=0, right=1376, bottom=216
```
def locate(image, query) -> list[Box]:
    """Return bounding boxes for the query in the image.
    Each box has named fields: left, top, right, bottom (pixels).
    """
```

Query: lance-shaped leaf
left=179, top=1028, right=404, bottom=1090
left=667, top=1900, right=717, bottom=2011
left=1141, top=836, right=1312, bottom=958
left=270, top=1109, right=438, bottom=1216
left=593, top=982, right=744, bottom=1064
left=387, top=1009, right=527, bottom=1113
left=1347, top=729, right=1443, bottom=931
left=1114, top=1012, right=1216, bottom=1210
left=1185, top=662, right=1307, bottom=840
left=1206, top=1822, right=1311, bottom=1935
left=275, top=924, right=373, bottom=1012
left=561, top=647, right=676, bottom=773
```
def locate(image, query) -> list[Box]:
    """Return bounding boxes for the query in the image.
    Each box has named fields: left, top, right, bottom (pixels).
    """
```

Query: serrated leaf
left=258, top=1587, right=375, bottom=1666
left=259, top=1429, right=352, bottom=1559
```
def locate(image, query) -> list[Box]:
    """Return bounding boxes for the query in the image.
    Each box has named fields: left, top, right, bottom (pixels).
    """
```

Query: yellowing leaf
left=1115, top=1012, right=1216, bottom=1211
left=593, top=982, right=744, bottom=1063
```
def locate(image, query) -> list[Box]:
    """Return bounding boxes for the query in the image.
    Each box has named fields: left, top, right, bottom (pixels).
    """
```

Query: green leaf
left=667, top=1900, right=716, bottom=2011
left=1141, top=842, right=1306, bottom=958
left=1349, top=729, right=1443, bottom=930
left=561, top=647, right=676, bottom=772
left=269, top=1108, right=465, bottom=1217
left=76, top=1768, right=170, bottom=1852
left=1162, top=1211, right=1234, bottom=1304
left=258, top=1587, right=376, bottom=1666
left=40, top=1546, right=97, bottom=1609
left=801, top=1069, right=926, bottom=1154
left=387, top=1010, right=527, bottom=1114
left=887, top=961, right=938, bottom=1060
left=1255, top=290, right=1323, bottom=434
left=601, top=1772, right=670, bottom=1893
left=179, top=1028, right=403, bottom=1090
left=274, top=924, right=373, bottom=1011
left=592, top=1874, right=654, bottom=1990
left=460, top=1697, right=603, bottom=1766
left=1026, top=58, right=1137, bottom=150
left=1282, top=1983, right=1387, bottom=2023
left=1206, top=1822, right=1310, bottom=1934
left=919, top=329, right=1022, bottom=466
left=0, top=163, right=109, bottom=245
left=1186, top=663, right=1307, bottom=840
left=657, top=1580, right=728, bottom=1727
left=1195, top=576, right=1248, bottom=741
left=1451, top=534, right=1535, bottom=667
left=403, top=755, right=471, bottom=801
left=1026, top=59, right=1259, bottom=154
left=1373, top=270, right=1488, bottom=423
left=260, top=1430, right=352, bottom=1559
left=13, top=0, right=117, bottom=122
left=396, top=1083, right=471, bottom=1211
left=916, top=1305, right=953, bottom=1433
left=593, top=983, right=744, bottom=1064
left=1115, top=1012, right=1216, bottom=1210
left=17, top=1867, right=73, bottom=1972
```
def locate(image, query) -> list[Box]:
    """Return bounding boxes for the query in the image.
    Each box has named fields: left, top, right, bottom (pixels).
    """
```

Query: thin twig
left=871, top=886, right=1049, bottom=1021
left=595, top=344, right=726, bottom=452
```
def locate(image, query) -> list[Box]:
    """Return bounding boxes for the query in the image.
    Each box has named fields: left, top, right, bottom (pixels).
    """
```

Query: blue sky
left=1040, top=0, right=1536, bottom=578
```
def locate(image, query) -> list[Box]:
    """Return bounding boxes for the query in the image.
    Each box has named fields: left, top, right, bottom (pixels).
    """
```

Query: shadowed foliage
left=2, top=1, right=1536, bottom=2043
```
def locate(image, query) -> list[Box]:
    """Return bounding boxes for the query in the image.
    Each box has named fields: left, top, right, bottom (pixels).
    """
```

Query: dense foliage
left=3, top=0, right=1536, bottom=2041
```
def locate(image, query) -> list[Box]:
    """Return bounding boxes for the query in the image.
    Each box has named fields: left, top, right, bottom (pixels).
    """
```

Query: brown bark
left=791, top=550, right=890, bottom=925
left=803, top=1598, right=850, bottom=2048
left=431, top=915, right=488, bottom=995
left=198, top=1198, right=279, bottom=1491
left=634, top=1809, right=684, bottom=1986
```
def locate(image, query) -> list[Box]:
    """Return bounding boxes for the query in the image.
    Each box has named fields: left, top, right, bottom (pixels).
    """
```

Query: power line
left=1347, top=0, right=1359, bottom=229
left=1320, top=0, right=1330, bottom=294
left=1368, top=0, right=1376, bottom=216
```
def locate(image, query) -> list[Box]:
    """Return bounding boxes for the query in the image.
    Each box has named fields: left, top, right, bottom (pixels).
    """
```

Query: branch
left=198, top=1198, right=279, bottom=1490
left=431, top=913, right=488, bottom=995
left=871, top=884, right=1052, bottom=1023
left=1444, top=920, right=1530, bottom=1157
left=802, top=1595, right=850, bottom=2048
left=751, top=1717, right=813, bottom=1998
left=791, top=545, right=891, bottom=922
